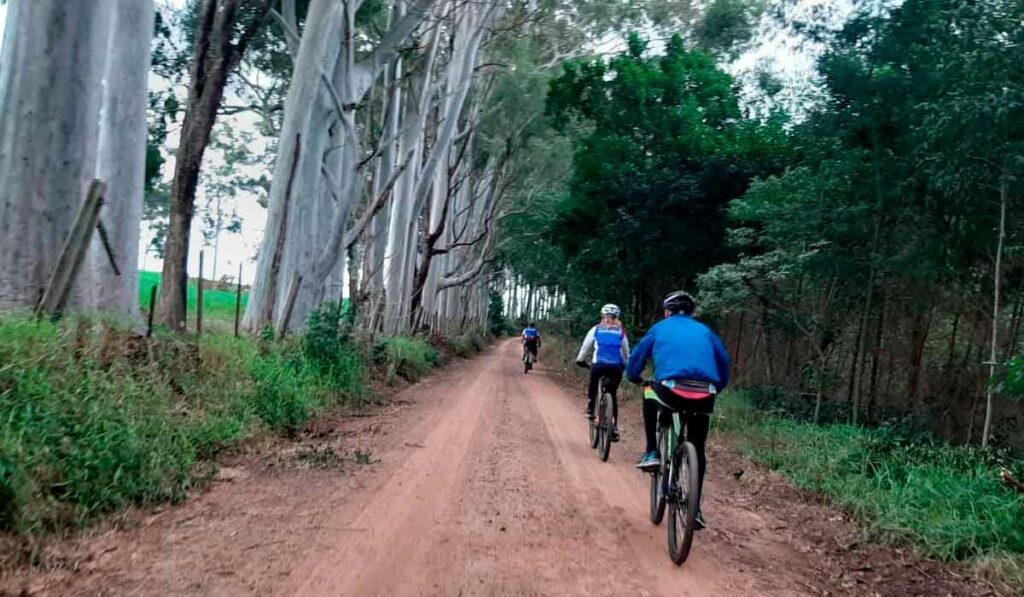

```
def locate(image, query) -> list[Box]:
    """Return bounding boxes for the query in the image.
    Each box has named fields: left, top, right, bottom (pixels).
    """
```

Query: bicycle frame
left=662, top=411, right=684, bottom=492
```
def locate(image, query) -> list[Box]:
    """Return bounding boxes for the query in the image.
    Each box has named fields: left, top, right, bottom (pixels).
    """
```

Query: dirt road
left=7, top=341, right=989, bottom=596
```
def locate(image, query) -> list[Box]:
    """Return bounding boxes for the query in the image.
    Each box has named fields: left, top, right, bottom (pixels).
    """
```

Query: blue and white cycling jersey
left=576, top=323, right=630, bottom=366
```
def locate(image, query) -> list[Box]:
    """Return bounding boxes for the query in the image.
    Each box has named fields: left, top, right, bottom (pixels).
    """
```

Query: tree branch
left=343, top=151, right=413, bottom=249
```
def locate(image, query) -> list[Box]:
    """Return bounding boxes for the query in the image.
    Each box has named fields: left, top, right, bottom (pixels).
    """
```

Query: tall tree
left=92, top=0, right=156, bottom=318
left=156, top=0, right=272, bottom=330
left=0, top=1, right=112, bottom=310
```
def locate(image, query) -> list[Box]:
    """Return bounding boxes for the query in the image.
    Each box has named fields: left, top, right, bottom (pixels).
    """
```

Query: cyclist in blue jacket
left=521, top=323, right=541, bottom=362
left=575, top=304, right=631, bottom=441
left=626, top=291, right=730, bottom=529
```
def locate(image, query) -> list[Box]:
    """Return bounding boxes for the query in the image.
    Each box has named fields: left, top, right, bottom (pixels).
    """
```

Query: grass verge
left=715, top=392, right=1024, bottom=589
left=0, top=307, right=487, bottom=559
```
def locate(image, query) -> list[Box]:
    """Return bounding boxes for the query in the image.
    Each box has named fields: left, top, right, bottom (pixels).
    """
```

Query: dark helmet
left=662, top=290, right=695, bottom=315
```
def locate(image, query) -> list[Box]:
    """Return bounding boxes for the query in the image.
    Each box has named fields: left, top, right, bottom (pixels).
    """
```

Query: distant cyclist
left=521, top=323, right=541, bottom=363
left=576, top=304, right=630, bottom=442
left=626, top=291, right=730, bottom=530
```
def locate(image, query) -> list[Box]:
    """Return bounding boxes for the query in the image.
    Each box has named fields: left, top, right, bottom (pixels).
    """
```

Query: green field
left=138, top=270, right=248, bottom=324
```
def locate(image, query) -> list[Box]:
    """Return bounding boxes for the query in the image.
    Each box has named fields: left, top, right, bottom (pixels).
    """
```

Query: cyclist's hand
left=628, top=376, right=643, bottom=384
left=576, top=360, right=588, bottom=369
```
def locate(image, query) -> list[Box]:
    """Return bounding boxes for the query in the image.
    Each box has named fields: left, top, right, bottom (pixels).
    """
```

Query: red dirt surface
left=1, top=341, right=998, bottom=596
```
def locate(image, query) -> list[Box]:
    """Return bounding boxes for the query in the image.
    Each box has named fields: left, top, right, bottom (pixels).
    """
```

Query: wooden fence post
left=36, top=180, right=106, bottom=319
left=275, top=272, right=302, bottom=339
left=234, top=263, right=243, bottom=338
left=146, top=285, right=157, bottom=338
left=196, top=250, right=205, bottom=335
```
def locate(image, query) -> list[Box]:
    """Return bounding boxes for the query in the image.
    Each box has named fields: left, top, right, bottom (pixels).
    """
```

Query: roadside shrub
left=0, top=316, right=253, bottom=534
left=716, top=393, right=1024, bottom=565
left=303, top=302, right=363, bottom=397
left=443, top=330, right=490, bottom=358
left=374, top=337, right=438, bottom=382
left=249, top=348, right=322, bottom=435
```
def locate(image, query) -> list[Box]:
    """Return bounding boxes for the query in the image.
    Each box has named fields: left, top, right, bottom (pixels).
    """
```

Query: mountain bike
left=645, top=383, right=701, bottom=565
left=584, top=364, right=616, bottom=461
left=523, top=349, right=534, bottom=374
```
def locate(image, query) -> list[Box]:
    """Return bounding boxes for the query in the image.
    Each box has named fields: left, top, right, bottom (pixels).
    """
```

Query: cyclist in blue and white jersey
left=576, top=304, right=631, bottom=441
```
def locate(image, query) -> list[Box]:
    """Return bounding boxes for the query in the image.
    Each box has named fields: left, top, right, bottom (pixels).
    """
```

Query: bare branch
left=343, top=151, right=413, bottom=249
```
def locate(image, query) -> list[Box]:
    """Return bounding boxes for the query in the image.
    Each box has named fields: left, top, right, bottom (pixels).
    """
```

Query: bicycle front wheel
left=649, top=430, right=668, bottom=524
left=667, top=441, right=700, bottom=565
left=598, top=393, right=612, bottom=462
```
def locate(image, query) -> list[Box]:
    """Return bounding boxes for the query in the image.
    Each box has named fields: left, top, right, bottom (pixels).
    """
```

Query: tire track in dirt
left=6, top=340, right=992, bottom=596
left=287, top=348, right=499, bottom=595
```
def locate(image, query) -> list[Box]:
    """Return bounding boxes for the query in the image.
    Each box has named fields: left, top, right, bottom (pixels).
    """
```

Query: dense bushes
left=0, top=317, right=254, bottom=534
left=374, top=337, right=438, bottom=382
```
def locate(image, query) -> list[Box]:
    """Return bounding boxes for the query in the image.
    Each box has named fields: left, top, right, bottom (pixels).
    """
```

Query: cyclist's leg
left=586, top=365, right=601, bottom=415
left=687, top=413, right=710, bottom=496
left=604, top=365, right=623, bottom=423
left=642, top=397, right=659, bottom=453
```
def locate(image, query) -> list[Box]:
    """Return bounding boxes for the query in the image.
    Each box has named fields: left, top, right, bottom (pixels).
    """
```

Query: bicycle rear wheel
left=598, top=392, right=612, bottom=462
left=667, top=441, right=700, bottom=565
left=649, top=430, right=668, bottom=524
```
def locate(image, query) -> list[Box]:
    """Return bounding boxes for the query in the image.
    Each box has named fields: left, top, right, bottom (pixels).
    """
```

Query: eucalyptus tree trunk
left=0, top=0, right=112, bottom=310
left=247, top=0, right=439, bottom=332
left=382, top=20, right=442, bottom=335
left=92, top=0, right=155, bottom=319
left=245, top=0, right=345, bottom=330
left=362, top=53, right=403, bottom=331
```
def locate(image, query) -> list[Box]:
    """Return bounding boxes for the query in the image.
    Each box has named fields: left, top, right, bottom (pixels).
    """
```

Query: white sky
left=0, top=0, right=856, bottom=287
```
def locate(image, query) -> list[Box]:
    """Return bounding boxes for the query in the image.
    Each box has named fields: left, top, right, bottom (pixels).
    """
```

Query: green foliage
left=693, top=0, right=764, bottom=58
left=718, top=394, right=1024, bottom=564
left=248, top=347, right=321, bottom=435
left=693, top=0, right=1024, bottom=446
left=487, top=290, right=512, bottom=337
left=443, top=330, right=490, bottom=358
left=539, top=33, right=787, bottom=325
left=0, top=304, right=381, bottom=537
left=302, top=302, right=363, bottom=394
left=0, top=317, right=254, bottom=534
left=374, top=337, right=438, bottom=382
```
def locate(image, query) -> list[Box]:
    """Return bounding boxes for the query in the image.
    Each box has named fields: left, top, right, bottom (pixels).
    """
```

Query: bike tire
left=589, top=403, right=599, bottom=449
left=598, top=392, right=612, bottom=462
left=667, top=441, right=700, bottom=565
left=649, top=430, right=668, bottom=525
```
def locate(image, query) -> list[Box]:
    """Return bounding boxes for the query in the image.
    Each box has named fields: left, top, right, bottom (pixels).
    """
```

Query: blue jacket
left=625, top=315, right=731, bottom=388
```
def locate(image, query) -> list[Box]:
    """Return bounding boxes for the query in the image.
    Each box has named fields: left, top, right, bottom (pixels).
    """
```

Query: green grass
left=0, top=316, right=257, bottom=536
left=715, top=393, right=1024, bottom=587
left=440, top=330, right=490, bottom=358
left=0, top=304, right=477, bottom=547
left=138, top=270, right=247, bottom=324
left=374, top=337, right=439, bottom=382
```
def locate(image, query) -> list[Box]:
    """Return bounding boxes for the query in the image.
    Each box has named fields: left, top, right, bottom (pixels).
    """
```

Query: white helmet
left=600, top=303, right=621, bottom=318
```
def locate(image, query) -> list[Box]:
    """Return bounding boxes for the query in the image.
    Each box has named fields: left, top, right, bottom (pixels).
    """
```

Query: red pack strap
left=661, top=379, right=716, bottom=400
